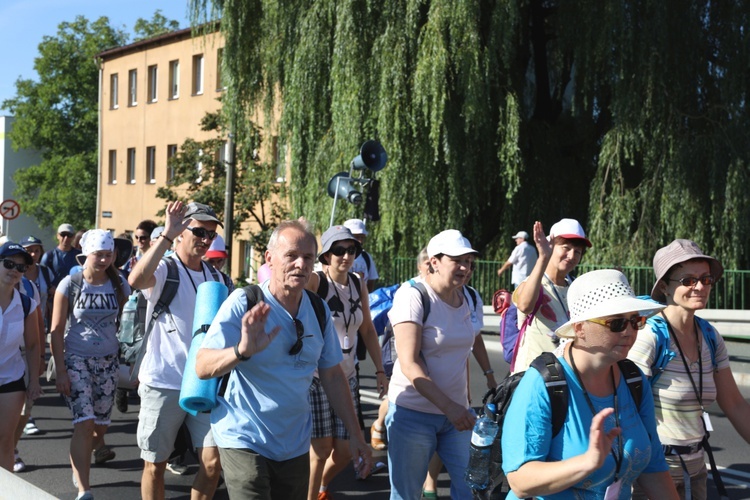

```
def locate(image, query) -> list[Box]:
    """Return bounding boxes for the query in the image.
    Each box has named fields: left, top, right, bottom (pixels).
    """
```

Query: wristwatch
left=234, top=343, right=250, bottom=361
left=483, top=368, right=495, bottom=376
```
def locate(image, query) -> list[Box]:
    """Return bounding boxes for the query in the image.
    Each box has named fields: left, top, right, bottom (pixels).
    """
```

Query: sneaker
left=75, top=491, right=94, bottom=500
left=317, top=492, right=333, bottom=500
left=166, top=460, right=189, bottom=475
left=115, top=388, right=128, bottom=413
left=13, top=453, right=26, bottom=473
left=92, top=446, right=116, bottom=464
left=23, top=418, right=41, bottom=435
left=357, top=461, right=387, bottom=480
left=370, top=423, right=387, bottom=450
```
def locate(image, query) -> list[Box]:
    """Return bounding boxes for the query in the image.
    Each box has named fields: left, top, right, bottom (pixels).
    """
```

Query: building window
left=146, top=146, right=156, bottom=183
left=147, top=65, right=158, bottom=103
left=108, top=150, right=117, bottom=184
left=127, top=148, right=136, bottom=184
left=128, top=69, right=137, bottom=106
left=167, top=144, right=177, bottom=182
left=110, top=74, right=119, bottom=109
left=216, top=48, right=224, bottom=91
left=192, top=54, right=204, bottom=95
left=169, top=60, right=179, bottom=99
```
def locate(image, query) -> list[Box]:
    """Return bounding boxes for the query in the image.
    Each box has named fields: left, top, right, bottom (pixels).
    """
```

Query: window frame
left=147, top=65, right=158, bottom=103
left=192, top=54, right=204, bottom=95
left=128, top=69, right=138, bottom=106
left=110, top=73, right=119, bottom=109
left=127, top=147, right=136, bottom=184
left=169, top=60, right=180, bottom=100
left=146, top=146, right=156, bottom=184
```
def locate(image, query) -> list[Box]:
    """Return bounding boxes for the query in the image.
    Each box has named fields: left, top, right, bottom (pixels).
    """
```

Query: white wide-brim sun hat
left=555, top=269, right=665, bottom=338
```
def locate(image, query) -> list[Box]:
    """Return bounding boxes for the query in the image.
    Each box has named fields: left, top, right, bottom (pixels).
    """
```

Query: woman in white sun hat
left=502, top=269, right=678, bottom=500
left=385, top=229, right=482, bottom=500
left=629, top=239, right=750, bottom=500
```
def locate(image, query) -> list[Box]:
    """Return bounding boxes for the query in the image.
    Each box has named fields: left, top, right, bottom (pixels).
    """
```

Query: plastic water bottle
left=118, top=294, right=138, bottom=343
left=465, top=403, right=499, bottom=490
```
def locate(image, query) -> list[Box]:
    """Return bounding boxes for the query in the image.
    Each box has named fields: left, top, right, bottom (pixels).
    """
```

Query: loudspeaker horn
left=351, top=140, right=387, bottom=172
left=327, top=172, right=363, bottom=205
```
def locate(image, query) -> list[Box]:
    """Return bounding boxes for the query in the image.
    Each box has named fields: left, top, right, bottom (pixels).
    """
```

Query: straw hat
left=555, top=269, right=665, bottom=338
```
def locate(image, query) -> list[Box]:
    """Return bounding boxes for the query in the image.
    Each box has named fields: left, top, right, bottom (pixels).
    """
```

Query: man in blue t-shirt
left=40, top=223, right=82, bottom=287
left=197, top=220, right=373, bottom=499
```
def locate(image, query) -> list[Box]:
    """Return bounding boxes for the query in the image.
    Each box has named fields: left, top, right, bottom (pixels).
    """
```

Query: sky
left=0, top=0, right=192, bottom=107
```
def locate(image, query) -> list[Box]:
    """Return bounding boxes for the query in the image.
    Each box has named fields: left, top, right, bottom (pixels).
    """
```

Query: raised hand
left=163, top=200, right=191, bottom=240
left=584, top=407, right=621, bottom=472
left=533, top=221, right=552, bottom=260
left=236, top=301, right=281, bottom=359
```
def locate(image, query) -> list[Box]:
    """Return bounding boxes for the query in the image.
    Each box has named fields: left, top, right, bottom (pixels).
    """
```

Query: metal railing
left=387, top=258, right=750, bottom=310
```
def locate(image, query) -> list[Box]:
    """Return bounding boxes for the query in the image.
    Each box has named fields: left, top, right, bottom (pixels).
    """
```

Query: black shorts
left=0, top=375, right=26, bottom=394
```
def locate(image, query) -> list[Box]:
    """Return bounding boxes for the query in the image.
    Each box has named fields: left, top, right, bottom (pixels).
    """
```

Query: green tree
left=190, top=1, right=750, bottom=271
left=2, top=13, right=179, bottom=230
left=156, top=111, right=290, bottom=255
left=133, top=9, right=181, bottom=41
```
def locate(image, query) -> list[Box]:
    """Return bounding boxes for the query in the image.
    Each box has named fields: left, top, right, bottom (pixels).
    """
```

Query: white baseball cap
left=426, top=229, right=479, bottom=258
left=343, top=219, right=368, bottom=236
left=555, top=269, right=664, bottom=338
left=511, top=231, right=528, bottom=240
left=548, top=218, right=592, bottom=247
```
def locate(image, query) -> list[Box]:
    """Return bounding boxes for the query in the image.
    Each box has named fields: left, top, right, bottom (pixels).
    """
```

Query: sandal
left=92, top=446, right=116, bottom=464
left=370, top=423, right=387, bottom=450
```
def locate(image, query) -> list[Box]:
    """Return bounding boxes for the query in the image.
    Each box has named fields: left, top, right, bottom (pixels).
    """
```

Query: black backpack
left=472, top=352, right=643, bottom=498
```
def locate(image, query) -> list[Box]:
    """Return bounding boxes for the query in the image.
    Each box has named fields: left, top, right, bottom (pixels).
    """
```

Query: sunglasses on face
left=669, top=275, right=715, bottom=287
left=330, top=245, right=358, bottom=257
left=588, top=315, right=647, bottom=333
left=59, top=233, right=74, bottom=238
left=289, top=318, right=313, bottom=355
left=186, top=226, right=218, bottom=241
left=1, top=259, right=29, bottom=273
left=135, top=235, right=149, bottom=242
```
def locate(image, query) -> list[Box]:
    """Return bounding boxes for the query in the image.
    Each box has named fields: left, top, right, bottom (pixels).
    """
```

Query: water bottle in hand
left=465, top=403, right=499, bottom=490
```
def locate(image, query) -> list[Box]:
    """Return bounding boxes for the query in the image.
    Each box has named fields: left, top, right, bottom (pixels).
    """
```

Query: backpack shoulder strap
left=617, top=358, right=643, bottom=408
left=304, top=289, right=328, bottom=335
left=411, top=281, right=431, bottom=324
left=464, top=285, right=478, bottom=311
left=205, top=262, right=220, bottom=282
left=695, top=316, right=719, bottom=369
left=530, top=352, right=569, bottom=437
left=40, top=264, right=53, bottom=287
left=315, top=270, right=328, bottom=299
left=362, top=251, right=371, bottom=272
left=348, top=272, right=361, bottom=298
left=648, top=315, right=677, bottom=386
left=19, top=292, right=32, bottom=319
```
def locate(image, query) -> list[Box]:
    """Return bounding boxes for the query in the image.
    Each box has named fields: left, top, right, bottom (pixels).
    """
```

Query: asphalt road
left=11, top=335, right=750, bottom=499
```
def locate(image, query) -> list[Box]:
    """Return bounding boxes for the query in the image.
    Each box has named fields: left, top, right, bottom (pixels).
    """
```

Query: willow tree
left=190, top=0, right=750, bottom=270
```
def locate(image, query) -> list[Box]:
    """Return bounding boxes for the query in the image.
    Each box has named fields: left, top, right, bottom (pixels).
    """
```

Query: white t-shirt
left=387, top=280, right=477, bottom=414
left=0, top=289, right=38, bottom=385
left=508, top=241, right=536, bottom=286
left=138, top=255, right=220, bottom=390
left=351, top=250, right=379, bottom=283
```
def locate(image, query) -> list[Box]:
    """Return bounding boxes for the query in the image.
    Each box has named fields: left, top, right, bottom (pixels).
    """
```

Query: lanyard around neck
left=175, top=255, right=207, bottom=293
left=662, top=314, right=704, bottom=409
left=569, top=347, right=623, bottom=480
left=544, top=273, right=570, bottom=320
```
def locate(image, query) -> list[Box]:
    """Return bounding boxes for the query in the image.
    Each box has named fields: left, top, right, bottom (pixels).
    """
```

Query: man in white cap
left=343, top=219, right=379, bottom=293
left=40, top=223, right=82, bottom=287
left=511, top=218, right=591, bottom=374
left=497, top=230, right=537, bottom=288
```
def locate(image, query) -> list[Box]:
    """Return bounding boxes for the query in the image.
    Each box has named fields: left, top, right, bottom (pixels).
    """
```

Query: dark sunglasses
left=588, top=315, right=647, bottom=333
left=186, top=226, right=218, bottom=240
left=329, top=245, right=358, bottom=257
left=1, top=259, right=29, bottom=273
left=669, top=275, right=715, bottom=287
left=135, top=235, right=150, bottom=242
left=289, top=318, right=313, bottom=355
left=59, top=232, right=74, bottom=238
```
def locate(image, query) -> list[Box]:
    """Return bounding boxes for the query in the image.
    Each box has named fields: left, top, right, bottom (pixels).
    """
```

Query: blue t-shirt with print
left=502, top=357, right=667, bottom=499
left=202, top=283, right=343, bottom=461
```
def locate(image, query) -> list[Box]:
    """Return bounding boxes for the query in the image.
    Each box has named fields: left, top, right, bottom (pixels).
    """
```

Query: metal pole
left=329, top=176, right=342, bottom=228
left=223, top=133, right=236, bottom=277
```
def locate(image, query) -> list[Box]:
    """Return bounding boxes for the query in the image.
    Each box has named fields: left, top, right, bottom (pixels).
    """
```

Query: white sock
left=319, top=485, right=328, bottom=493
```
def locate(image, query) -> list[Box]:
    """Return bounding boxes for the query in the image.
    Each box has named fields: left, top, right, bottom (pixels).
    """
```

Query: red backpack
left=492, top=289, right=512, bottom=315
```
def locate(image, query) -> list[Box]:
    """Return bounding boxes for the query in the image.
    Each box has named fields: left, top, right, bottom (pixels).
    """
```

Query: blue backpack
left=646, top=314, right=718, bottom=386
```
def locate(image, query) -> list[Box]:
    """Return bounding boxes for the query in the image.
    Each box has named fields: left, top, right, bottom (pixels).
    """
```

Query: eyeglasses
left=1, top=259, right=29, bottom=273
left=135, top=235, right=149, bottom=242
left=59, top=232, right=74, bottom=238
left=289, top=318, right=313, bottom=355
left=669, top=275, right=715, bottom=287
left=330, top=245, right=358, bottom=257
left=588, top=315, right=647, bottom=333
left=186, top=227, right=218, bottom=240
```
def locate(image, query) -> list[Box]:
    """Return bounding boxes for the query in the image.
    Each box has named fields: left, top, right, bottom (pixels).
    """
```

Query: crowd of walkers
left=3, top=203, right=750, bottom=500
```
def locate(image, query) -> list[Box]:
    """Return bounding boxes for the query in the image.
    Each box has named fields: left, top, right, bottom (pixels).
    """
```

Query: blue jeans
left=385, top=403, right=472, bottom=500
